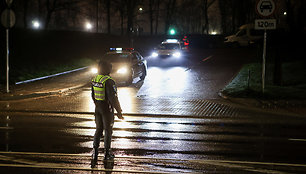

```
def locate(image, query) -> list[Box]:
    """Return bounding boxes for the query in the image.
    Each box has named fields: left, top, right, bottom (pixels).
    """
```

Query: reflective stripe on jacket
left=92, top=75, right=112, bottom=101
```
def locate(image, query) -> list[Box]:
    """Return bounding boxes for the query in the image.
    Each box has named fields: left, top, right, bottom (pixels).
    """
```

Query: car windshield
left=102, top=53, right=131, bottom=62
left=159, top=43, right=180, bottom=50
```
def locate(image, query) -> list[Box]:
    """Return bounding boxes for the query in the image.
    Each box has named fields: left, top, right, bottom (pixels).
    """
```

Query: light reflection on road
left=74, top=65, right=194, bottom=150
left=142, top=66, right=190, bottom=98
left=79, top=66, right=193, bottom=114
left=117, top=87, right=136, bottom=113
left=79, top=91, right=96, bottom=113
left=68, top=117, right=195, bottom=153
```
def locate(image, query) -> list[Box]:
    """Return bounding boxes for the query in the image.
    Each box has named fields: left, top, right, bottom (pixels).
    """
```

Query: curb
left=0, top=84, right=87, bottom=101
left=0, top=67, right=90, bottom=101
left=218, top=91, right=306, bottom=118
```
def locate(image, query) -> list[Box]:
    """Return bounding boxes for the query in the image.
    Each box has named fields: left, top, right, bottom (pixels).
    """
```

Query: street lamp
left=32, top=20, right=40, bottom=29
left=210, top=31, right=217, bottom=35
left=85, top=22, right=92, bottom=30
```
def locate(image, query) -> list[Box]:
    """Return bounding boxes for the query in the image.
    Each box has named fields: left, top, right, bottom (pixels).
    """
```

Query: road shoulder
left=0, top=68, right=92, bottom=101
left=219, top=91, right=306, bottom=117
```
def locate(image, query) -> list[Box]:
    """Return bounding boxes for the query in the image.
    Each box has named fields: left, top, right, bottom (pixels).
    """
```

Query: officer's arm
left=91, top=85, right=95, bottom=102
left=105, top=80, right=123, bottom=115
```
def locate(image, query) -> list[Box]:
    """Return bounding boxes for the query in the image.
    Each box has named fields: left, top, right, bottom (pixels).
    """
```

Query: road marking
left=202, top=55, right=213, bottom=62
left=1, top=151, right=306, bottom=168
left=0, top=153, right=172, bottom=173
left=0, top=154, right=59, bottom=167
left=288, top=138, right=306, bottom=142
left=15, top=67, right=87, bottom=85
left=185, top=55, right=214, bottom=72
left=192, top=159, right=306, bottom=168
left=0, top=127, right=13, bottom=130
left=0, top=109, right=240, bottom=119
left=0, top=163, right=172, bottom=174
left=196, top=160, right=289, bottom=174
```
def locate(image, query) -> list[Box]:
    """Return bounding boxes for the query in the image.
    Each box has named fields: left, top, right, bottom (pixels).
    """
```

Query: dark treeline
left=0, top=0, right=305, bottom=35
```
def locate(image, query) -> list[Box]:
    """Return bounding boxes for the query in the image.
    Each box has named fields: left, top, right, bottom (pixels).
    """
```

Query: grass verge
left=0, top=58, right=95, bottom=84
left=221, top=60, right=306, bottom=100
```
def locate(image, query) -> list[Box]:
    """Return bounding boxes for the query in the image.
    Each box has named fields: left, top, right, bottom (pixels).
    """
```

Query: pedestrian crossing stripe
left=0, top=163, right=172, bottom=174
left=0, top=151, right=305, bottom=168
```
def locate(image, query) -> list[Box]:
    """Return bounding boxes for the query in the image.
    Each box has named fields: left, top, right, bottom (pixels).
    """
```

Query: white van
left=224, top=24, right=263, bottom=47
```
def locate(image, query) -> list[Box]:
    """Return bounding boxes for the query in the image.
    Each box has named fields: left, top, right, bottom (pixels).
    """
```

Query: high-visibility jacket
left=92, top=75, right=112, bottom=101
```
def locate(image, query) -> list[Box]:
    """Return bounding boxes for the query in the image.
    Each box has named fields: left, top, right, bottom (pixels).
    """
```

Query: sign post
left=1, top=1, right=15, bottom=93
left=255, top=0, right=276, bottom=94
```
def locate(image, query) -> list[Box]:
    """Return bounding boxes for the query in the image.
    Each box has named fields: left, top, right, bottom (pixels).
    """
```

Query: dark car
left=94, top=48, right=147, bottom=85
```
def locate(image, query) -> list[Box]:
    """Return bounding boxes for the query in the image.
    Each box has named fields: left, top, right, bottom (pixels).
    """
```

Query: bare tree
left=149, top=0, right=154, bottom=35
left=105, top=0, right=111, bottom=34
left=38, top=0, right=83, bottom=29
left=23, top=0, right=30, bottom=28
left=155, top=0, right=160, bottom=35
left=286, top=0, right=306, bottom=33
left=45, top=0, right=57, bottom=29
left=125, top=0, right=138, bottom=35
left=201, top=0, right=216, bottom=34
left=146, top=0, right=160, bottom=35
left=96, top=0, right=99, bottom=33
left=219, top=0, right=234, bottom=35
left=164, top=0, right=176, bottom=34
left=113, top=0, right=127, bottom=35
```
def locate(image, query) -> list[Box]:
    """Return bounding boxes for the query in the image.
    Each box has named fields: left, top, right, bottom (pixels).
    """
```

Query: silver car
left=152, top=39, right=182, bottom=58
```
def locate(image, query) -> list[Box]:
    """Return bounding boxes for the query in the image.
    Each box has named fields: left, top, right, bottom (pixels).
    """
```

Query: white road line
left=0, top=163, right=173, bottom=174
left=192, top=159, right=306, bottom=168
left=203, top=161, right=290, bottom=174
left=202, top=55, right=213, bottom=62
left=0, top=110, right=232, bottom=119
left=0, top=154, right=60, bottom=167
left=1, top=151, right=306, bottom=168
left=0, top=127, right=13, bottom=130
left=288, top=138, right=306, bottom=142
left=15, top=67, right=87, bottom=85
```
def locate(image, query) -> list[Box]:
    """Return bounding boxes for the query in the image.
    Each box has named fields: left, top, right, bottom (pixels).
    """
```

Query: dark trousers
left=93, top=103, right=114, bottom=152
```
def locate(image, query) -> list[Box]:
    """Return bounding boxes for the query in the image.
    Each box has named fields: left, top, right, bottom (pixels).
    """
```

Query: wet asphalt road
left=1, top=112, right=306, bottom=173
left=0, top=48, right=306, bottom=173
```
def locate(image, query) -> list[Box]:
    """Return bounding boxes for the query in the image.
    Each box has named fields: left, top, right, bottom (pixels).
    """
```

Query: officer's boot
left=104, top=149, right=115, bottom=161
left=91, top=148, right=99, bottom=168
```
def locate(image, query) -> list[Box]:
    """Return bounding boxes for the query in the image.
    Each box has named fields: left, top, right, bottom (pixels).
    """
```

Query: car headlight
left=91, top=67, right=98, bottom=74
left=152, top=52, right=158, bottom=57
left=173, top=52, right=181, bottom=57
left=117, top=67, right=128, bottom=74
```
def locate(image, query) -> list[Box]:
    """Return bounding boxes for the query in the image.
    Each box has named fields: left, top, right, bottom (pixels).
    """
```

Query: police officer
left=91, top=60, right=124, bottom=167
